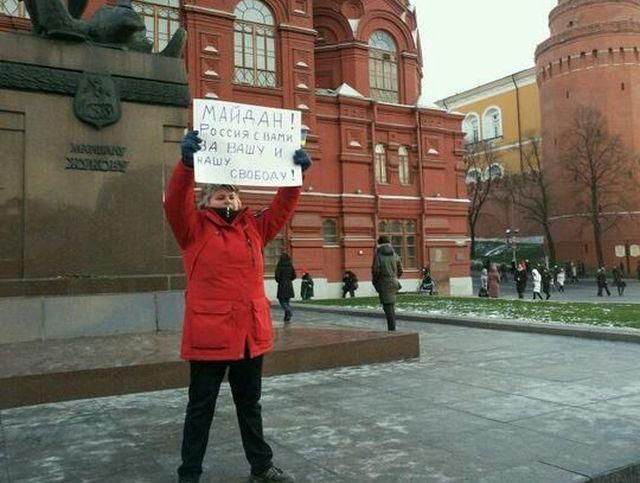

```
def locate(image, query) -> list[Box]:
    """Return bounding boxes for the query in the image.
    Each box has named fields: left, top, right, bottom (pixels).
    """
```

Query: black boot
left=250, top=465, right=294, bottom=482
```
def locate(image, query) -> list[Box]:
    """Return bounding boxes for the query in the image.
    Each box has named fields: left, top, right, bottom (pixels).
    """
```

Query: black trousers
left=382, top=303, right=396, bottom=331
left=342, top=288, right=355, bottom=298
left=177, top=357, right=273, bottom=478
left=278, top=297, right=292, bottom=321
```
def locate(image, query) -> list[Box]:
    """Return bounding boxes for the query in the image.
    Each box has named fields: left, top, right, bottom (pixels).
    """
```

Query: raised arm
left=163, top=131, right=202, bottom=249
left=254, top=186, right=301, bottom=245
left=164, top=163, right=198, bottom=249
left=254, top=149, right=311, bottom=245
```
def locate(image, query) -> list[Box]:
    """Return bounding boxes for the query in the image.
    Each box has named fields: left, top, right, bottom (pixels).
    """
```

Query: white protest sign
left=193, top=99, right=302, bottom=187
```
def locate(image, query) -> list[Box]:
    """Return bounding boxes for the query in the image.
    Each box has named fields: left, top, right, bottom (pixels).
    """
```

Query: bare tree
left=503, top=137, right=557, bottom=264
left=561, top=106, right=638, bottom=268
left=464, top=140, right=504, bottom=259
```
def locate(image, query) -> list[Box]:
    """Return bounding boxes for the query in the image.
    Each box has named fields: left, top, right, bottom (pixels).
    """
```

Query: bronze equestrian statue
left=20, top=0, right=186, bottom=57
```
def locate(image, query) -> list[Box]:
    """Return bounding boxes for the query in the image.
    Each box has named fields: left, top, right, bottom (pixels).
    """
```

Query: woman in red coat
left=165, top=131, right=310, bottom=483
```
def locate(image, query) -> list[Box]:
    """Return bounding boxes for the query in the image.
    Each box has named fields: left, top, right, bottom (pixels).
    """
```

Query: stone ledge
left=0, top=327, right=419, bottom=409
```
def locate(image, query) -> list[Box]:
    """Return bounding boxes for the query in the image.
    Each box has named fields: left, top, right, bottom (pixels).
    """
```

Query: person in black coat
left=596, top=267, right=611, bottom=297
left=300, top=269, right=314, bottom=300
left=514, top=262, right=527, bottom=299
left=275, top=253, right=296, bottom=322
left=612, top=266, right=626, bottom=296
left=541, top=267, right=552, bottom=300
left=342, top=270, right=358, bottom=298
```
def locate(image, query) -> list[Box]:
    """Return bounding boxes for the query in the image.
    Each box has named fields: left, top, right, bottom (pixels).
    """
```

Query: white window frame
left=463, top=112, right=480, bottom=144
left=482, top=106, right=503, bottom=140
left=233, top=0, right=277, bottom=88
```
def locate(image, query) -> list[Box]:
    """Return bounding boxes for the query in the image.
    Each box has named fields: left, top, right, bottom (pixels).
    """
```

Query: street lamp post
left=505, top=228, right=519, bottom=267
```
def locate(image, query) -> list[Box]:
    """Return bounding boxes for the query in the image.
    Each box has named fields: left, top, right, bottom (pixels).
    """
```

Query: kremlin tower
left=536, top=0, right=640, bottom=271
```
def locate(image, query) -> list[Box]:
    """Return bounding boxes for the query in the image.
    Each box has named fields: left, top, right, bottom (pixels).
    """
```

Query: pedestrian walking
left=165, top=130, right=311, bottom=483
left=300, top=269, right=314, bottom=301
left=488, top=264, right=500, bottom=298
left=372, top=235, right=403, bottom=331
left=612, top=266, right=626, bottom=296
left=551, top=266, right=559, bottom=291
left=275, top=253, right=296, bottom=322
left=532, top=266, right=543, bottom=300
left=479, top=268, right=489, bottom=297
left=570, top=261, right=578, bottom=283
left=556, top=267, right=565, bottom=293
left=499, top=262, right=508, bottom=283
left=514, top=262, right=527, bottom=299
left=596, top=267, right=611, bottom=297
left=342, top=270, right=358, bottom=298
left=542, top=267, right=552, bottom=300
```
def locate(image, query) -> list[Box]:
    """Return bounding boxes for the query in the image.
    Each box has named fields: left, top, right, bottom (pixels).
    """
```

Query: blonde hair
left=196, top=184, right=239, bottom=210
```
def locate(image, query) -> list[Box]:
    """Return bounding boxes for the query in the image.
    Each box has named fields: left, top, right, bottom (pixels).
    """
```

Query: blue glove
left=293, top=149, right=312, bottom=172
left=181, top=130, right=202, bottom=168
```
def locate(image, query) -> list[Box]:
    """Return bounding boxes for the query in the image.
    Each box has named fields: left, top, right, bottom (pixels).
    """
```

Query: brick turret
left=536, top=0, right=640, bottom=270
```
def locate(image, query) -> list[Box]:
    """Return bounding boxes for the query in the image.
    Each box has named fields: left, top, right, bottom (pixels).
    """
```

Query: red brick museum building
left=1, top=0, right=472, bottom=296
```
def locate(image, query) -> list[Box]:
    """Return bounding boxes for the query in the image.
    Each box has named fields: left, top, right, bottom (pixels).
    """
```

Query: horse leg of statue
left=33, top=0, right=87, bottom=41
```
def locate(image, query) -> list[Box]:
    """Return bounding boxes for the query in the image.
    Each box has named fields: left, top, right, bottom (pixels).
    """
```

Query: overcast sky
left=415, top=0, right=558, bottom=102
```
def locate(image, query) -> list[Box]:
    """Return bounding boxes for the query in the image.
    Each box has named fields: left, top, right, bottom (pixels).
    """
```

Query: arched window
left=322, top=219, right=338, bottom=245
left=398, top=146, right=412, bottom=185
left=133, top=0, right=180, bottom=53
left=369, top=31, right=398, bottom=103
left=374, top=143, right=388, bottom=183
left=234, top=0, right=276, bottom=88
left=463, top=113, right=480, bottom=144
left=482, top=107, right=502, bottom=139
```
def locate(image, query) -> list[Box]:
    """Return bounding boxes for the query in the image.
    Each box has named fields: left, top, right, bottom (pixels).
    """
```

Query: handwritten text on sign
left=193, top=99, right=302, bottom=187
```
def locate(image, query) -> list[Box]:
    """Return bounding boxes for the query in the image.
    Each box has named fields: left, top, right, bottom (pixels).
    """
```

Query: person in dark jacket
left=300, top=269, right=314, bottom=300
left=342, top=270, right=358, bottom=298
left=612, top=266, right=626, bottom=296
left=419, top=267, right=435, bottom=295
left=275, top=253, right=296, bottom=322
left=165, top=130, right=310, bottom=483
left=514, top=262, right=527, bottom=299
left=596, top=267, right=611, bottom=297
left=372, top=236, right=403, bottom=331
left=541, top=267, right=552, bottom=300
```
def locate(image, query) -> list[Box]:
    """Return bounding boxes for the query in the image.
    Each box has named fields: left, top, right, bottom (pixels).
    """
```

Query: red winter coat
left=164, top=163, right=301, bottom=361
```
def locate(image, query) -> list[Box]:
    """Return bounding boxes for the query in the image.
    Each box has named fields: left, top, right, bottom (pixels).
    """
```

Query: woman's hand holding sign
left=293, top=149, right=312, bottom=173
left=181, top=130, right=202, bottom=168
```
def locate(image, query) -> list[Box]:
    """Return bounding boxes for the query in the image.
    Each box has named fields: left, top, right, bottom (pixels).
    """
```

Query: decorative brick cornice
left=550, top=0, right=640, bottom=22
left=0, top=61, right=190, bottom=107
left=536, top=20, right=640, bottom=59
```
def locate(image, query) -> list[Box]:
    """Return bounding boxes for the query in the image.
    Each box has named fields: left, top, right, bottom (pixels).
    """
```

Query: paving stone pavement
left=2, top=309, right=640, bottom=482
